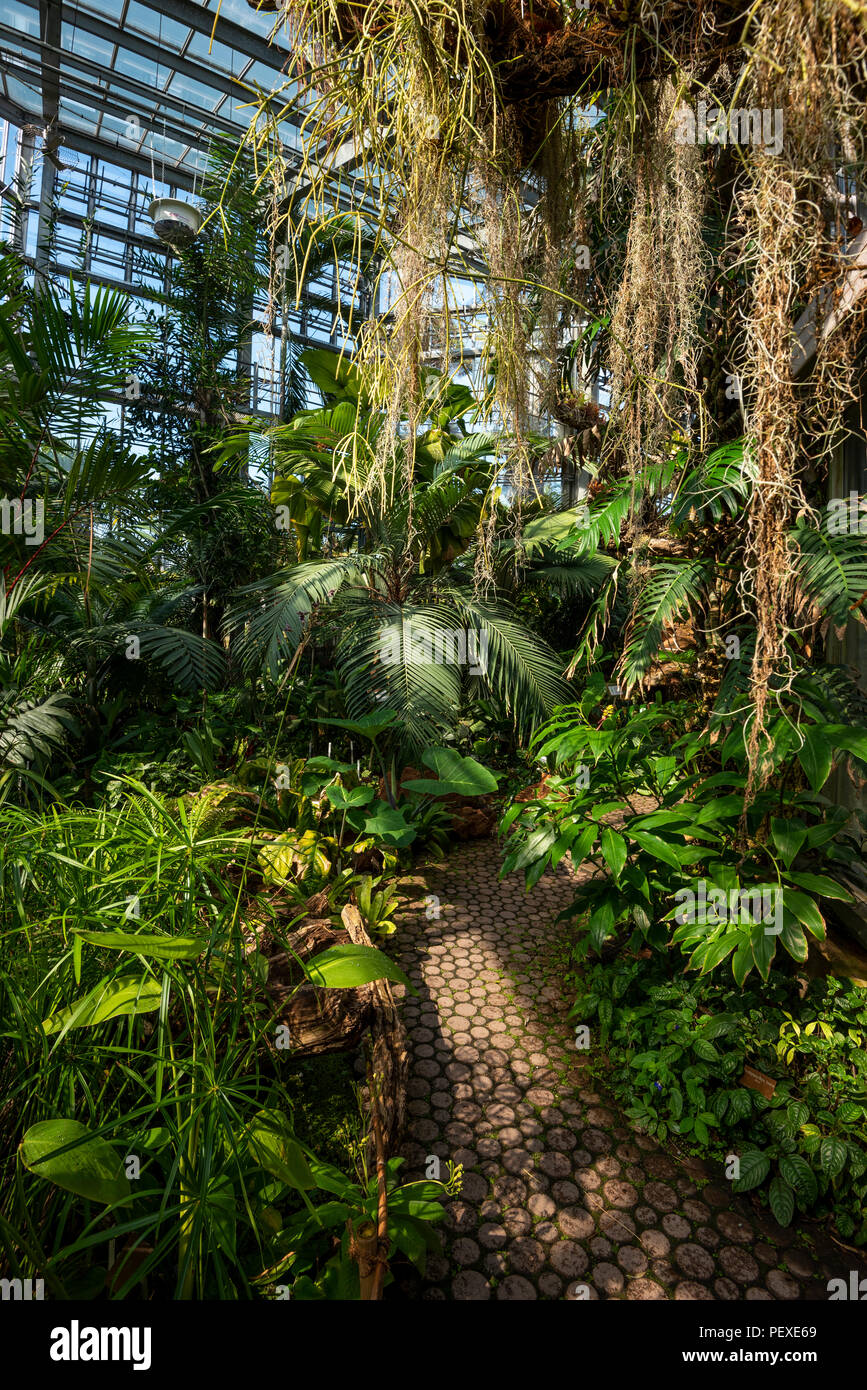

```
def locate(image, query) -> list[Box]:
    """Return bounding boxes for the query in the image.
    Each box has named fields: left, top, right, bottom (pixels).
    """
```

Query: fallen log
left=263, top=917, right=376, bottom=1056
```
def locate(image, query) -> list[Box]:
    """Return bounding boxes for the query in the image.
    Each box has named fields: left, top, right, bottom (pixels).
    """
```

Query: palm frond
left=226, top=557, right=370, bottom=678
left=0, top=691, right=77, bottom=770
left=0, top=278, right=148, bottom=449
left=671, top=439, right=754, bottom=526
left=526, top=554, right=617, bottom=596
left=792, top=520, right=867, bottom=629
left=447, top=590, right=572, bottom=732
left=337, top=597, right=463, bottom=750
left=565, top=562, right=625, bottom=677
left=134, top=625, right=227, bottom=692
left=574, top=484, right=634, bottom=553
left=617, top=559, right=710, bottom=691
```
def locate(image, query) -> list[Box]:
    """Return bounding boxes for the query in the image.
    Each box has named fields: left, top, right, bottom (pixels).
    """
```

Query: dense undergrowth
left=502, top=676, right=867, bottom=1240
left=2, top=0, right=867, bottom=1299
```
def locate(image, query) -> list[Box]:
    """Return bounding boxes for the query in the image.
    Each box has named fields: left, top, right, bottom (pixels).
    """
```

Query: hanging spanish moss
left=605, top=79, right=710, bottom=514
left=734, top=0, right=867, bottom=790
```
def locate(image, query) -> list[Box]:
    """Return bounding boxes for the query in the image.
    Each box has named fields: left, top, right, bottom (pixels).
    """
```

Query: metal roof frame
left=2, top=0, right=302, bottom=181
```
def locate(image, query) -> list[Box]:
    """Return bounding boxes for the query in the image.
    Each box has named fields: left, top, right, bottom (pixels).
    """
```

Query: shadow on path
left=389, top=840, right=866, bottom=1302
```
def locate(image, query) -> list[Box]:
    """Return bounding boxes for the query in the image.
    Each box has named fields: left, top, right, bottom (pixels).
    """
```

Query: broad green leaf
left=389, top=1214, right=427, bottom=1267
left=651, top=755, right=678, bottom=788
left=259, top=830, right=332, bottom=882
left=779, top=917, right=808, bottom=962
left=750, top=923, right=776, bottom=981
left=768, top=1175, right=794, bottom=1226
left=600, top=826, right=628, bottom=879
left=733, top=1149, right=771, bottom=1192
left=499, top=801, right=525, bottom=836
left=629, top=810, right=693, bottom=832
left=306, top=1158, right=359, bottom=1199
left=525, top=854, right=549, bottom=891
left=779, top=1153, right=818, bottom=1206
left=550, top=832, right=575, bottom=872
left=797, top=726, right=832, bottom=791
left=20, top=1119, right=130, bottom=1206
left=629, top=830, right=684, bottom=870
left=693, top=934, right=740, bottom=977
left=362, top=803, right=416, bottom=847
left=728, top=1088, right=752, bottom=1121
left=402, top=748, right=499, bottom=797
left=305, top=943, right=414, bottom=991
left=511, top=825, right=558, bottom=873
left=569, top=822, right=597, bottom=865
left=300, top=345, right=363, bottom=400
left=819, top=1137, right=847, bottom=1180
left=784, top=871, right=852, bottom=901
left=770, top=818, right=806, bottom=869
left=318, top=711, right=398, bottom=740
left=247, top=1111, right=315, bottom=1191
left=323, top=784, right=375, bottom=810
left=782, top=889, right=825, bottom=938
left=693, top=795, right=744, bottom=826
left=393, top=1181, right=448, bottom=1204
left=42, top=974, right=163, bottom=1035
left=821, top=725, right=867, bottom=764
left=73, top=929, right=208, bottom=960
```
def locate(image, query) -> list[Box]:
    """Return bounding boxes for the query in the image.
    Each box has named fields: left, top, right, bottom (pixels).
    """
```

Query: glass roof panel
left=186, top=31, right=242, bottom=76
left=210, top=0, right=282, bottom=42
left=124, top=1, right=192, bottom=52
left=59, top=97, right=101, bottom=133
left=5, top=75, right=41, bottom=118
left=75, top=0, right=127, bottom=20
left=165, top=73, right=225, bottom=110
left=4, top=1, right=40, bottom=37
left=242, top=60, right=291, bottom=92
left=113, top=47, right=164, bottom=86
left=148, top=130, right=188, bottom=162
left=62, top=23, right=115, bottom=67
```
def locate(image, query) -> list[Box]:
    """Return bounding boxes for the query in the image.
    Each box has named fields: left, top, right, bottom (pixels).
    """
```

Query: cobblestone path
left=391, top=839, right=862, bottom=1301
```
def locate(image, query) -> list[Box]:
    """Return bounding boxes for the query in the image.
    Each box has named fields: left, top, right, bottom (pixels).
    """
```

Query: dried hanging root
left=606, top=80, right=709, bottom=521
left=739, top=161, right=809, bottom=788
left=472, top=118, right=537, bottom=588
left=734, top=0, right=867, bottom=793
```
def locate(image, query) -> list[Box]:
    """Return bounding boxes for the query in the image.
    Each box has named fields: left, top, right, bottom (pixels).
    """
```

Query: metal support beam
left=53, top=3, right=292, bottom=119
left=141, top=0, right=293, bottom=71
left=34, top=0, right=61, bottom=278
left=12, top=123, right=38, bottom=253
left=0, top=33, right=251, bottom=148
left=0, top=99, right=198, bottom=190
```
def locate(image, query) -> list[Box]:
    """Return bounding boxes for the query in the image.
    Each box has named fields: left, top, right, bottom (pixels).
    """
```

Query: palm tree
left=0, top=249, right=228, bottom=793
left=225, top=346, right=607, bottom=751
left=127, top=143, right=376, bottom=645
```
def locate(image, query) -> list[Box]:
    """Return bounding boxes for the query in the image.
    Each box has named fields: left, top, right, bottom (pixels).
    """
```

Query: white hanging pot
left=148, top=197, right=203, bottom=248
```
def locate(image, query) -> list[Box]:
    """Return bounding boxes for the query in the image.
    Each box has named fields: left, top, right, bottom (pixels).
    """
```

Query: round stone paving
left=390, top=840, right=867, bottom=1302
